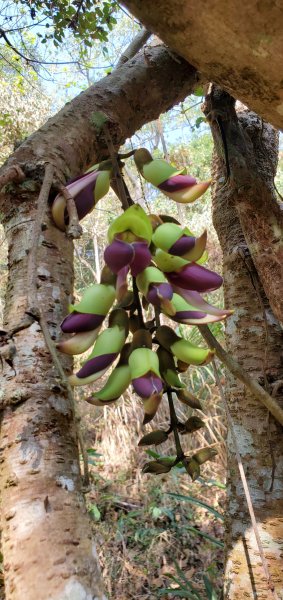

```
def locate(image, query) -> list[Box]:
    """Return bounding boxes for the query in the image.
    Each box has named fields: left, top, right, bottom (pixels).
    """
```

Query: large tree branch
left=121, top=0, right=283, bottom=130
left=116, top=26, right=151, bottom=67
left=0, top=45, right=200, bottom=190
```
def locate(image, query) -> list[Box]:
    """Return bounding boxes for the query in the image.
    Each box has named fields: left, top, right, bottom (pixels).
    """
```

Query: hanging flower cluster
left=52, top=160, right=113, bottom=231
left=134, top=148, right=211, bottom=204
left=53, top=149, right=232, bottom=479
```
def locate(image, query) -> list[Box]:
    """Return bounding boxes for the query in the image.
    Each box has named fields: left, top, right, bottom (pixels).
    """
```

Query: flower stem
left=133, top=277, right=145, bottom=328
left=167, top=388, right=184, bottom=461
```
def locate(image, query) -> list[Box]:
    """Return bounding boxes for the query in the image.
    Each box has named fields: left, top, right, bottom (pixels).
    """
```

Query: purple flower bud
left=167, top=263, right=223, bottom=293
left=73, top=177, right=99, bottom=220
left=130, top=242, right=152, bottom=276
left=132, top=373, right=163, bottom=398
left=169, top=235, right=196, bottom=256
left=61, top=312, right=105, bottom=333
left=159, top=174, right=197, bottom=192
left=175, top=310, right=207, bottom=321
left=147, top=282, right=173, bottom=307
left=76, top=353, right=118, bottom=378
left=104, top=240, right=135, bottom=274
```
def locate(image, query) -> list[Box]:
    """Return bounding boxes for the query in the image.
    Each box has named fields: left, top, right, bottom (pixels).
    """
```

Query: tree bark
left=211, top=112, right=283, bottom=599
left=0, top=47, right=200, bottom=600
left=122, top=0, right=283, bottom=130
left=202, top=87, right=283, bottom=325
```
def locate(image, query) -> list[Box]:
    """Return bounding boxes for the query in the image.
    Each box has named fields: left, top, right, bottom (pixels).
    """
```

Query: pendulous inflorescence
left=52, top=148, right=232, bottom=478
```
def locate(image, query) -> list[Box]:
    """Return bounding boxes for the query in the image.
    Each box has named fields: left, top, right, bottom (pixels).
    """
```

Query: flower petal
left=169, top=234, right=196, bottom=255
left=116, top=266, right=129, bottom=301
left=143, top=393, right=163, bottom=424
left=130, top=242, right=152, bottom=276
left=167, top=263, right=223, bottom=293
left=67, top=169, right=100, bottom=198
left=73, top=179, right=97, bottom=220
left=76, top=352, right=118, bottom=378
left=159, top=174, right=197, bottom=192
left=161, top=181, right=211, bottom=204
left=61, top=312, right=105, bottom=333
left=57, top=328, right=100, bottom=355
left=147, top=282, right=173, bottom=306
left=172, top=287, right=233, bottom=317
left=132, top=373, right=163, bottom=398
left=104, top=239, right=134, bottom=274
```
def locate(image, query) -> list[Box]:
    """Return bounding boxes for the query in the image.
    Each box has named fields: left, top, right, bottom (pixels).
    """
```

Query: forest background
left=0, top=2, right=282, bottom=599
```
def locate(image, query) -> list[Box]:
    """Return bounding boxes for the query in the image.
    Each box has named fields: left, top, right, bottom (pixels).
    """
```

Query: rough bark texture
left=122, top=0, right=283, bottom=130
left=211, top=113, right=283, bottom=599
left=202, top=87, right=283, bottom=325
left=0, top=47, right=200, bottom=600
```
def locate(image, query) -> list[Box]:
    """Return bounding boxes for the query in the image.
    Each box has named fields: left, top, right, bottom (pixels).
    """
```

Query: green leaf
left=186, top=525, right=224, bottom=547
left=193, top=86, right=204, bottom=97
left=195, top=116, right=206, bottom=128
left=152, top=507, right=163, bottom=520
left=89, top=504, right=101, bottom=521
left=199, top=477, right=226, bottom=490
left=157, top=588, right=199, bottom=599
left=172, top=560, right=202, bottom=597
left=203, top=575, right=219, bottom=600
left=167, top=492, right=224, bottom=520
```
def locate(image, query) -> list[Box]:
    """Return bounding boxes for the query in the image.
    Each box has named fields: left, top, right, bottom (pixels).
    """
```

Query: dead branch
left=0, top=165, right=25, bottom=189
left=199, top=324, right=283, bottom=427
left=59, top=185, right=83, bottom=240
left=116, top=27, right=151, bottom=68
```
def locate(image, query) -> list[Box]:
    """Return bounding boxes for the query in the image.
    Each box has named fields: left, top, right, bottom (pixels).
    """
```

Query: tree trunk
left=122, top=0, right=283, bottom=130
left=202, top=86, right=283, bottom=325
left=211, top=112, right=283, bottom=598
left=0, top=48, right=199, bottom=600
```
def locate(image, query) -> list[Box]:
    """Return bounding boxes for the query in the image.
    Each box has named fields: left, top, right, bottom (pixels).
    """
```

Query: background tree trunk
left=0, top=48, right=199, bottom=600
left=122, top=0, right=283, bottom=130
left=202, top=87, right=283, bottom=325
left=211, top=111, right=283, bottom=598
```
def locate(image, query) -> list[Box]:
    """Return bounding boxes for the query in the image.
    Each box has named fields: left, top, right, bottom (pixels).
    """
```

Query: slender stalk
left=133, top=277, right=145, bottom=328
left=103, top=124, right=134, bottom=209
left=58, top=184, right=83, bottom=239
left=116, top=27, right=151, bottom=68
left=27, top=163, right=55, bottom=318
left=26, top=164, right=89, bottom=487
left=198, top=324, right=283, bottom=426
left=167, top=388, right=184, bottom=460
